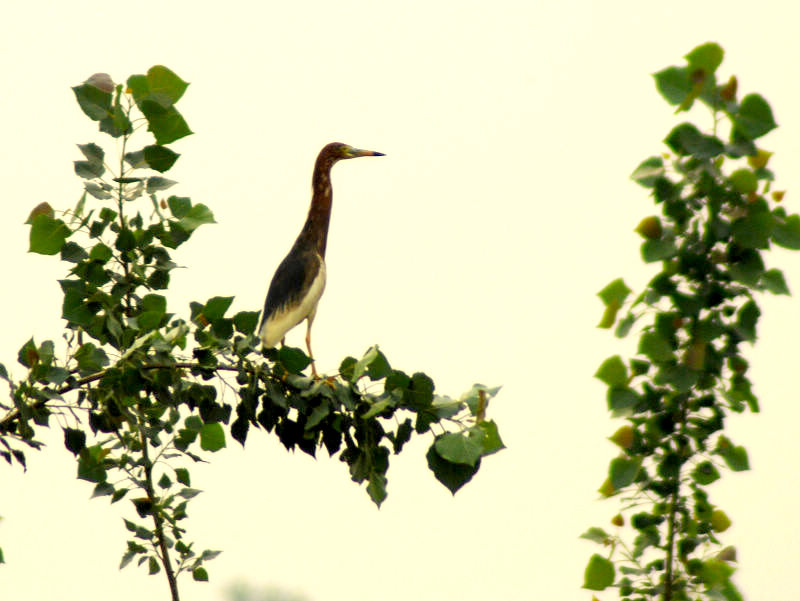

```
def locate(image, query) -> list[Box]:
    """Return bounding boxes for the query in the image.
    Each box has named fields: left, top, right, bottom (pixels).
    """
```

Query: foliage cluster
left=0, top=67, right=503, bottom=600
left=582, top=42, right=796, bottom=601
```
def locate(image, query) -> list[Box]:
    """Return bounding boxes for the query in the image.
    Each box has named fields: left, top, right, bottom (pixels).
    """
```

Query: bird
left=259, top=142, right=384, bottom=377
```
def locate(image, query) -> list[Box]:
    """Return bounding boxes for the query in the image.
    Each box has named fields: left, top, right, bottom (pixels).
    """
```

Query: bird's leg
left=305, top=321, right=318, bottom=378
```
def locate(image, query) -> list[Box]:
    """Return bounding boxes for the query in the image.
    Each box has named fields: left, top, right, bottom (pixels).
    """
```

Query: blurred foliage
left=0, top=67, right=503, bottom=600
left=583, top=42, right=793, bottom=600
left=225, top=581, right=311, bottom=601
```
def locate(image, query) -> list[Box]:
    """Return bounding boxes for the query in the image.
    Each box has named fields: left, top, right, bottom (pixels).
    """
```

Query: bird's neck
left=299, top=157, right=335, bottom=257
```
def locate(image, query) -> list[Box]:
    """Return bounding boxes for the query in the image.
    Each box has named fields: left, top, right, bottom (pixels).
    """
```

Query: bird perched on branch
left=259, top=142, right=384, bottom=376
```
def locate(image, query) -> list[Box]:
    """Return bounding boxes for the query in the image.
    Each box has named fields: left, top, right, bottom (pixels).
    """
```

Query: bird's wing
left=259, top=249, right=325, bottom=339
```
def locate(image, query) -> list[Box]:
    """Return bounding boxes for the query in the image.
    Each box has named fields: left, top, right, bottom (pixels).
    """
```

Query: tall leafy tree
left=0, top=67, right=504, bottom=601
left=584, top=42, right=796, bottom=601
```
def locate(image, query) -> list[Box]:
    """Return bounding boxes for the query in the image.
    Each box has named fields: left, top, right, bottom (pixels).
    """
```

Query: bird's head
left=323, top=142, right=385, bottom=163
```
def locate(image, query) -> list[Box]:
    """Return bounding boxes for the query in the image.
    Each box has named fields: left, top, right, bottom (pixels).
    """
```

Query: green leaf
left=146, top=177, right=177, bottom=193
left=609, top=456, right=639, bottom=490
left=143, top=145, right=180, bottom=173
left=760, top=268, right=790, bottom=295
left=772, top=213, right=800, bottom=249
left=630, top=156, right=665, bottom=187
left=733, top=94, right=777, bottom=140
left=115, top=228, right=136, bottom=252
left=583, top=553, right=615, bottom=590
left=174, top=467, right=191, bottom=486
left=63, top=428, right=86, bottom=455
left=233, top=310, right=259, bottom=334
left=594, top=355, right=627, bottom=387
left=77, top=142, right=105, bottom=165
left=434, top=432, right=484, bottom=466
left=74, top=160, right=104, bottom=179
left=426, top=445, right=479, bottom=495
left=178, top=203, right=216, bottom=231
left=61, top=241, right=88, bottom=263
left=729, top=168, right=758, bottom=194
left=597, top=278, right=631, bottom=328
left=653, top=66, right=691, bottom=106
left=167, top=195, right=191, bottom=217
left=200, top=422, right=226, bottom=452
left=638, top=331, right=674, bottom=362
left=691, top=461, right=721, bottom=485
left=580, top=527, right=610, bottom=544
left=148, top=556, right=160, bottom=575
left=146, top=65, right=189, bottom=105
left=202, top=296, right=233, bottom=321
left=732, top=212, right=774, bottom=249
left=72, top=82, right=111, bottom=121
left=476, top=420, right=505, bottom=456
left=367, top=474, right=388, bottom=507
left=664, top=123, right=724, bottom=158
left=145, top=106, right=193, bottom=145
left=157, top=473, right=171, bottom=489
left=29, top=214, right=70, bottom=255
left=735, top=301, right=760, bottom=341
left=193, top=567, right=209, bottom=582
left=641, top=238, right=677, bottom=262
left=685, top=42, right=724, bottom=75
left=717, top=437, right=749, bottom=471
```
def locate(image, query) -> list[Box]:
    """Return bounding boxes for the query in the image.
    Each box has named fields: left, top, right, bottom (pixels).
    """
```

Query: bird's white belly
left=260, top=260, right=327, bottom=348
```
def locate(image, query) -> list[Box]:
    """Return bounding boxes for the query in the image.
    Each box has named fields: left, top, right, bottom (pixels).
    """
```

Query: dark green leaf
left=664, top=123, right=724, bottom=158
left=63, top=427, right=86, bottom=455
left=200, top=422, right=226, bottom=452
left=115, top=228, right=136, bottom=252
left=276, top=346, right=312, bottom=374
left=144, top=106, right=193, bottom=145
left=175, top=467, right=191, bottom=486
left=29, top=214, right=70, bottom=255
left=193, top=567, right=209, bottom=582
left=61, top=241, right=88, bottom=263
left=202, top=296, right=233, bottom=321
left=148, top=556, right=160, bottom=575
left=233, top=311, right=259, bottom=334
left=143, top=145, right=180, bottom=173
left=426, top=445, right=479, bottom=495
left=583, top=553, right=615, bottom=590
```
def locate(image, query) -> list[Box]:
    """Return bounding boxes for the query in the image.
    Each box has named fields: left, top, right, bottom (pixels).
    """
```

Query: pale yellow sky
left=2, top=1, right=800, bottom=600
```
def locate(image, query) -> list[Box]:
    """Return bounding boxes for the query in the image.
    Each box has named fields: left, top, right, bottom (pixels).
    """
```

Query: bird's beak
left=345, top=146, right=385, bottom=158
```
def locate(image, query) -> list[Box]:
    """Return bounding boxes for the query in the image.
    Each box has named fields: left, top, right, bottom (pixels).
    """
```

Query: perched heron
left=259, top=142, right=384, bottom=376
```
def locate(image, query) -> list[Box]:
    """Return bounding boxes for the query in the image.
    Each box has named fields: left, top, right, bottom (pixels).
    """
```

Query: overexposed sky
left=2, top=2, right=800, bottom=600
